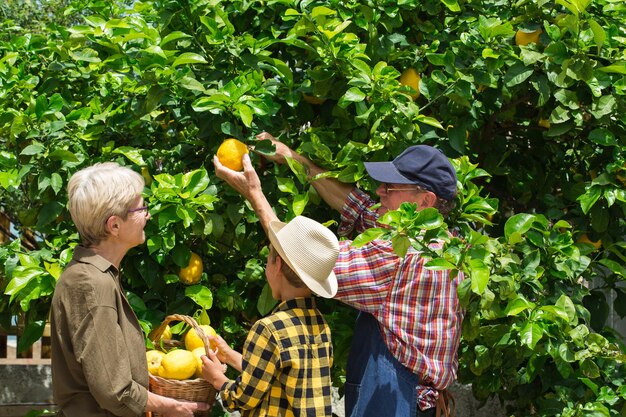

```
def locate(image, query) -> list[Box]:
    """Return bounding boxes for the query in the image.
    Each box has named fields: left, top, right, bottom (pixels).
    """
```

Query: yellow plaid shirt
left=220, top=297, right=333, bottom=417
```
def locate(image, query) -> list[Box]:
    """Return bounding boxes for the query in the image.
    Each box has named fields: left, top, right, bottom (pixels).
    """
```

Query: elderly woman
left=50, top=162, right=208, bottom=417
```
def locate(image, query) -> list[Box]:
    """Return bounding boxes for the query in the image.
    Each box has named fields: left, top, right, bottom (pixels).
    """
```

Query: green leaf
left=588, top=128, right=617, bottom=146
left=425, top=258, right=457, bottom=270
left=292, top=192, right=309, bottom=216
left=440, top=0, right=461, bottom=12
left=352, top=228, right=386, bottom=247
left=161, top=31, right=191, bottom=46
left=391, top=234, right=411, bottom=258
left=343, top=87, right=367, bottom=102
left=34, top=201, right=61, bottom=228
left=504, top=213, right=535, bottom=243
left=598, top=62, right=626, bottom=74
left=185, top=285, right=213, bottom=310
left=20, top=143, right=44, bottom=156
left=520, top=322, right=543, bottom=349
left=49, top=149, right=79, bottom=162
left=504, top=63, right=534, bottom=87
left=588, top=19, right=605, bottom=54
left=172, top=52, right=207, bottom=68
left=505, top=296, right=535, bottom=316
left=468, top=258, right=490, bottom=294
left=113, top=146, right=145, bottom=166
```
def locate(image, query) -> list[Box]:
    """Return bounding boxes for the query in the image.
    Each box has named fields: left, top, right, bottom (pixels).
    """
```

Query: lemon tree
left=0, top=0, right=625, bottom=415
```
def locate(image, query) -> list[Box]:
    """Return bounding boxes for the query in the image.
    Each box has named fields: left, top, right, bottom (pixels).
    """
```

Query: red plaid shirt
left=334, top=188, right=464, bottom=410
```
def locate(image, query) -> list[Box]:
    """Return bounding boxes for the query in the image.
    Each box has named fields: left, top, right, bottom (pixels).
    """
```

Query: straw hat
left=268, top=216, right=339, bottom=298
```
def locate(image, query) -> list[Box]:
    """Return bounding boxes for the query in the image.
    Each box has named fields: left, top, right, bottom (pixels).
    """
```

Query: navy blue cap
left=364, top=145, right=457, bottom=200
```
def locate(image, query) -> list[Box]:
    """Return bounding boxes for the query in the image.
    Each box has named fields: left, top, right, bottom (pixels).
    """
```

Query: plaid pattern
left=220, top=297, right=333, bottom=417
left=335, top=188, right=465, bottom=410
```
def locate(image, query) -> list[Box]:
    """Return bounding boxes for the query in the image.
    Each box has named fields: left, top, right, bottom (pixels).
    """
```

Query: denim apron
left=345, top=312, right=435, bottom=417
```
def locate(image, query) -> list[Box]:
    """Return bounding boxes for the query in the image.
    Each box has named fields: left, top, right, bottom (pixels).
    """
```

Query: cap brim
left=268, top=220, right=337, bottom=298
left=364, top=161, right=415, bottom=184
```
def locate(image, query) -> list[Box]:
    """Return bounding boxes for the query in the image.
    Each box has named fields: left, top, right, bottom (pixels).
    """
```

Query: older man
left=214, top=133, right=463, bottom=417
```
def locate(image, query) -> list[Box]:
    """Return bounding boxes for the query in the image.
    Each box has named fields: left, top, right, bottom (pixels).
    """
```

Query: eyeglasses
left=383, top=183, right=427, bottom=193
left=127, top=205, right=149, bottom=216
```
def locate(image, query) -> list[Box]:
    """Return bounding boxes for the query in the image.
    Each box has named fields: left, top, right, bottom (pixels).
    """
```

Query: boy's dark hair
left=269, top=245, right=306, bottom=289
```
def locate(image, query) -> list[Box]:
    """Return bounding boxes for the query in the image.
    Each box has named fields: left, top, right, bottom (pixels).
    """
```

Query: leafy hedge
left=1, top=0, right=625, bottom=415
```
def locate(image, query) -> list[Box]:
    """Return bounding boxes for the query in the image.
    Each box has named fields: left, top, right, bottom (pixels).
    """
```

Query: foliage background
left=1, top=0, right=625, bottom=415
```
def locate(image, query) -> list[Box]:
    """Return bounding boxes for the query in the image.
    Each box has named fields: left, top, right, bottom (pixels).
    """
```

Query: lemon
left=192, top=346, right=206, bottom=378
left=179, top=252, right=203, bottom=285
left=158, top=349, right=197, bottom=380
left=576, top=234, right=602, bottom=251
left=538, top=118, right=550, bottom=129
left=302, top=93, right=327, bottom=105
left=515, top=28, right=542, bottom=46
left=161, top=325, right=172, bottom=340
left=184, top=324, right=217, bottom=351
left=217, top=138, right=249, bottom=171
left=399, top=68, right=421, bottom=100
left=146, top=349, right=166, bottom=376
left=140, top=166, right=153, bottom=187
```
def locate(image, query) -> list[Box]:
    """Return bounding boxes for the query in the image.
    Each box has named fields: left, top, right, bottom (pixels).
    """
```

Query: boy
left=202, top=215, right=339, bottom=417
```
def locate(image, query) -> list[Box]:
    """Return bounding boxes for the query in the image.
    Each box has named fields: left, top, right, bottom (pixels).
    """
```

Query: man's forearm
left=247, top=186, right=279, bottom=236
left=289, top=152, right=353, bottom=212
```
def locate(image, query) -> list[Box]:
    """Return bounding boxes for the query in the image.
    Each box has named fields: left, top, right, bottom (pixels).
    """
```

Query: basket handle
left=150, top=314, right=210, bottom=353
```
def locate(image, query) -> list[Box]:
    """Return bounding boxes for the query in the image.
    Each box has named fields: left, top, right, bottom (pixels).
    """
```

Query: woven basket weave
left=148, top=314, right=218, bottom=417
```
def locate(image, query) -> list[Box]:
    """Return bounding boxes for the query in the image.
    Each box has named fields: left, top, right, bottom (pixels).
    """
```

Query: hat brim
left=268, top=220, right=337, bottom=298
left=364, top=161, right=416, bottom=184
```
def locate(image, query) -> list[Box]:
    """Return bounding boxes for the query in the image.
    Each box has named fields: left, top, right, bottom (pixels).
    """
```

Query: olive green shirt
left=51, top=246, right=149, bottom=417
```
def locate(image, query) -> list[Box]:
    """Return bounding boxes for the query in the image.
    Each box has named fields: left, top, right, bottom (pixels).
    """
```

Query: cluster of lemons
left=146, top=324, right=218, bottom=380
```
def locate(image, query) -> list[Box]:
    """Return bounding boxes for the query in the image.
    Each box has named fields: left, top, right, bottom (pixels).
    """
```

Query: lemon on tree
left=399, top=68, right=421, bottom=100
left=302, top=93, right=326, bottom=105
left=179, top=252, right=203, bottom=285
left=515, top=28, right=542, bottom=46
left=192, top=346, right=206, bottom=378
left=577, top=234, right=602, bottom=251
left=217, top=138, right=249, bottom=171
left=184, top=324, right=218, bottom=351
left=146, top=350, right=166, bottom=376
left=158, top=349, right=197, bottom=380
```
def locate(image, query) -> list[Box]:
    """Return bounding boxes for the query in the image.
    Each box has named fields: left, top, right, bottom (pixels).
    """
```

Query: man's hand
left=201, top=349, right=229, bottom=390
left=255, top=132, right=295, bottom=165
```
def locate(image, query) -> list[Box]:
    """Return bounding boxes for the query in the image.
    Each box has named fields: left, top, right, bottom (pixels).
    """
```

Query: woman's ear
left=105, top=215, right=120, bottom=237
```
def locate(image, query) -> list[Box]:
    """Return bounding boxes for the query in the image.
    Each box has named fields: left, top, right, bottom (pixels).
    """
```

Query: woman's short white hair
left=67, top=162, right=144, bottom=247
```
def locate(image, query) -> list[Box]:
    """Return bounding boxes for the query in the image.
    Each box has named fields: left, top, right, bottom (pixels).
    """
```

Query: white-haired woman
left=50, top=162, right=208, bottom=417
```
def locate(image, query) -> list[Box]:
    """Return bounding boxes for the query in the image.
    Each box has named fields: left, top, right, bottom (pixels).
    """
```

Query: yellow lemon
left=577, top=234, right=602, bottom=251
left=515, top=28, right=542, bottom=46
left=399, top=68, right=421, bottom=100
left=179, top=252, right=203, bottom=285
left=217, top=138, right=249, bottom=171
left=184, top=324, right=217, bottom=351
left=146, top=349, right=166, bottom=376
left=158, top=349, right=197, bottom=380
left=161, top=325, right=172, bottom=340
left=141, top=166, right=153, bottom=187
left=192, top=346, right=206, bottom=378
left=538, top=118, right=550, bottom=129
left=302, top=93, right=327, bottom=105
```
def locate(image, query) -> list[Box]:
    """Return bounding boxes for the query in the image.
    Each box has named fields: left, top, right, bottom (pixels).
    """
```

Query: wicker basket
left=148, top=314, right=218, bottom=417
